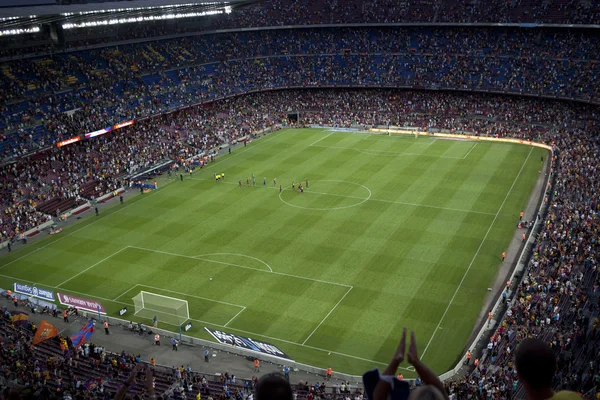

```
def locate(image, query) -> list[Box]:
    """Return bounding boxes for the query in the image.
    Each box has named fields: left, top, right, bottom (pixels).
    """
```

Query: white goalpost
left=132, top=291, right=189, bottom=326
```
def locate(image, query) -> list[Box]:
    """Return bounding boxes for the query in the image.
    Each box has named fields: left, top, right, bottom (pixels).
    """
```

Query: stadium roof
left=0, top=0, right=253, bottom=33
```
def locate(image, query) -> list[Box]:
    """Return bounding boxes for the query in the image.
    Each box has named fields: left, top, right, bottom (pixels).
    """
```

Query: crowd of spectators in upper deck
left=0, top=3, right=598, bottom=396
left=1, top=26, right=598, bottom=161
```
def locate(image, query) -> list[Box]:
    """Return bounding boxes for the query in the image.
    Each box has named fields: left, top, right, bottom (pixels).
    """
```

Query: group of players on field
left=226, top=173, right=309, bottom=193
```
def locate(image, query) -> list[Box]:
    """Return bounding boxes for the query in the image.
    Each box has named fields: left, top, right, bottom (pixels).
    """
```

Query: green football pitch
left=0, top=128, right=546, bottom=376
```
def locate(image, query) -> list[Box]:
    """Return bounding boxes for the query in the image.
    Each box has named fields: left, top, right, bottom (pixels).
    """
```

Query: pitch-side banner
left=204, top=328, right=293, bottom=361
left=14, top=283, right=55, bottom=301
left=57, top=293, right=106, bottom=314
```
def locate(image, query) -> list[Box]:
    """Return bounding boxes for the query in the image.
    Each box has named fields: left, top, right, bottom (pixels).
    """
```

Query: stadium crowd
left=2, top=87, right=600, bottom=398
left=0, top=4, right=599, bottom=398
left=1, top=0, right=600, bottom=57
left=1, top=26, right=599, bottom=160
left=0, top=296, right=366, bottom=400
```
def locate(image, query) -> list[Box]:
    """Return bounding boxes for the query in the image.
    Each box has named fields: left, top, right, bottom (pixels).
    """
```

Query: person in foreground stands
left=515, top=338, right=582, bottom=400
left=256, top=372, right=293, bottom=400
left=374, top=328, right=448, bottom=400
left=113, top=362, right=157, bottom=400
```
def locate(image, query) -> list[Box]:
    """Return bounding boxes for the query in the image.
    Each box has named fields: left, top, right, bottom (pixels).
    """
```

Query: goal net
left=132, top=291, right=189, bottom=326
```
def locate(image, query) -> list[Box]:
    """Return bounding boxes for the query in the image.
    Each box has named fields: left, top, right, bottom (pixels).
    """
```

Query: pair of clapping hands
left=373, top=328, right=448, bottom=400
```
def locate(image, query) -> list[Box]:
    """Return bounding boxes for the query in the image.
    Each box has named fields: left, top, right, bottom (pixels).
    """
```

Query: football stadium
left=0, top=1, right=598, bottom=399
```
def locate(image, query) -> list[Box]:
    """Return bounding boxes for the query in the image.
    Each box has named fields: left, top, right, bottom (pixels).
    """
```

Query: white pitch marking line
left=189, top=177, right=495, bottom=216
left=113, top=285, right=136, bottom=301
left=0, top=129, right=289, bottom=271
left=309, top=131, right=335, bottom=147
left=367, top=133, right=435, bottom=144
left=278, top=180, right=372, bottom=211
left=312, top=144, right=463, bottom=159
left=0, top=271, right=406, bottom=369
left=302, top=286, right=353, bottom=345
left=368, top=197, right=494, bottom=216
left=0, top=273, right=131, bottom=307
left=224, top=307, right=246, bottom=327
left=420, top=147, right=534, bottom=359
left=128, top=245, right=352, bottom=288
left=188, top=316, right=413, bottom=371
left=56, top=246, right=130, bottom=288
left=194, top=253, right=273, bottom=272
left=462, top=142, right=479, bottom=159
left=136, top=283, right=245, bottom=309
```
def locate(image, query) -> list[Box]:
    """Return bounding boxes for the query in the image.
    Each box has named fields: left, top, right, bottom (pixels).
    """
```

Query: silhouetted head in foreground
left=256, top=373, right=293, bottom=400
left=408, top=386, right=446, bottom=400
left=515, top=338, right=556, bottom=392
left=515, top=338, right=581, bottom=400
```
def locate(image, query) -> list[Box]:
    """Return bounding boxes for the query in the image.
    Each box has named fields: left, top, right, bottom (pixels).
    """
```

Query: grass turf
left=0, top=128, right=546, bottom=376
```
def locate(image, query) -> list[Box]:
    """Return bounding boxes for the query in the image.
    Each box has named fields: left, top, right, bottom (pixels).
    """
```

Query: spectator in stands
left=256, top=373, right=293, bottom=400
left=515, top=338, right=582, bottom=400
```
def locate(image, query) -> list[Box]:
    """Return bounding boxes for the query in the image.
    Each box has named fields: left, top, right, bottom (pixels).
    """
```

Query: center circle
left=278, top=180, right=372, bottom=211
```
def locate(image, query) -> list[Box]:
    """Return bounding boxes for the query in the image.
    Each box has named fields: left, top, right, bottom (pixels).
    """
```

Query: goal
left=387, top=129, right=421, bottom=138
left=132, top=291, right=189, bottom=326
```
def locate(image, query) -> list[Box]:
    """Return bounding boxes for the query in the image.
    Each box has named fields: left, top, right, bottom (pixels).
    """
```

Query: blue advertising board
left=13, top=283, right=55, bottom=301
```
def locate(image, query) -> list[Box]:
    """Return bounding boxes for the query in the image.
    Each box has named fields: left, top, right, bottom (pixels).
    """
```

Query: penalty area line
left=0, top=272, right=407, bottom=370
left=309, top=131, right=335, bottom=147
left=302, top=286, right=353, bottom=345
left=129, top=246, right=352, bottom=288
left=189, top=316, right=414, bottom=371
left=112, top=284, right=137, bottom=301
left=135, top=283, right=246, bottom=309
left=224, top=307, right=246, bottom=327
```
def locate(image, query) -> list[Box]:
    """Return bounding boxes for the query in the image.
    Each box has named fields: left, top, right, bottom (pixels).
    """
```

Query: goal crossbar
left=133, top=291, right=189, bottom=326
